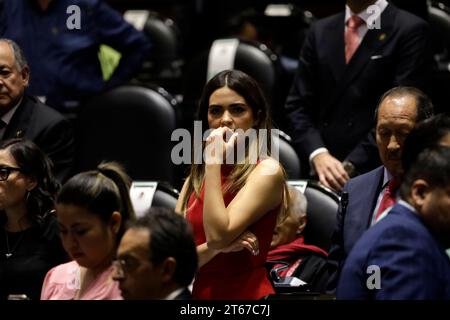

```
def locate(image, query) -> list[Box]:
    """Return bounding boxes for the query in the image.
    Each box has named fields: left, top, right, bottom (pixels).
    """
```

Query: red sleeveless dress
left=186, top=166, right=278, bottom=300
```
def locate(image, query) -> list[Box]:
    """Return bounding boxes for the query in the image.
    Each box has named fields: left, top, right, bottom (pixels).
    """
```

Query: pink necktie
left=345, top=15, right=364, bottom=64
left=374, top=178, right=400, bottom=223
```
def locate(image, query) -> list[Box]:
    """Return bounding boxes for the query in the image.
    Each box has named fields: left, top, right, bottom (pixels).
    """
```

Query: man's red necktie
left=345, top=15, right=364, bottom=64
left=374, top=178, right=400, bottom=223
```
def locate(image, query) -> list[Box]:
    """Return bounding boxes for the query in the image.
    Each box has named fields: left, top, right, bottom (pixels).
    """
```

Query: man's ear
left=110, top=211, right=122, bottom=235
left=21, top=65, right=30, bottom=87
left=410, top=179, right=429, bottom=210
left=297, top=215, right=307, bottom=235
left=160, top=257, right=177, bottom=283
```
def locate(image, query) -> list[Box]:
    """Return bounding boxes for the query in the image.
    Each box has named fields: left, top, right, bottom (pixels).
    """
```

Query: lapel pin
left=379, top=33, right=386, bottom=41
left=15, top=130, right=24, bottom=138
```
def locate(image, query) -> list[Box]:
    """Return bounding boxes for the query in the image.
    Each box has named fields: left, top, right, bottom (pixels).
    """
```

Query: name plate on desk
left=130, top=181, right=157, bottom=218
left=124, top=10, right=150, bottom=31
left=287, top=180, right=308, bottom=194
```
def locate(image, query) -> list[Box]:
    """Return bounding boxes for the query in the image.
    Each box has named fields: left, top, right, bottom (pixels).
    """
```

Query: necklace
left=4, top=228, right=25, bottom=259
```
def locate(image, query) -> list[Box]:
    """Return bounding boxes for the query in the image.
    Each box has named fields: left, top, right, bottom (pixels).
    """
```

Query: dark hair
left=375, top=86, right=434, bottom=122
left=400, top=146, right=450, bottom=200
left=197, top=69, right=271, bottom=130
left=56, top=162, right=135, bottom=241
left=129, top=207, right=198, bottom=287
left=402, top=113, right=450, bottom=174
left=0, top=139, right=59, bottom=225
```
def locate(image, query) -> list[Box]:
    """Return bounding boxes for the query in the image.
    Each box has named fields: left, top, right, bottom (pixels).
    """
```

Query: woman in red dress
left=176, top=70, right=288, bottom=300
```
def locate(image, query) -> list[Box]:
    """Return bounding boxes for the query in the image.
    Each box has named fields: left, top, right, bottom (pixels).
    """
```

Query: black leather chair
left=273, top=129, right=301, bottom=179
left=130, top=181, right=179, bottom=218
left=128, top=10, right=183, bottom=92
left=288, top=180, right=339, bottom=251
left=151, top=182, right=179, bottom=210
left=182, top=38, right=281, bottom=129
left=428, top=1, right=450, bottom=67
left=427, top=1, right=450, bottom=113
left=75, top=85, right=177, bottom=185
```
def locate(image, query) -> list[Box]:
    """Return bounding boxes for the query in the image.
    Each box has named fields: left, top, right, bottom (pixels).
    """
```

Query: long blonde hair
left=180, top=70, right=288, bottom=224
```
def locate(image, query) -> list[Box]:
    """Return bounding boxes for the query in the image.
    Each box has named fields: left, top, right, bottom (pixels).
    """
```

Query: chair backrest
left=144, top=12, right=180, bottom=68
left=124, top=10, right=182, bottom=92
left=130, top=181, right=179, bottom=218
left=272, top=130, right=301, bottom=179
left=181, top=38, right=279, bottom=129
left=75, top=85, right=177, bottom=185
left=428, top=2, right=450, bottom=61
left=288, top=180, right=339, bottom=251
left=151, top=182, right=179, bottom=210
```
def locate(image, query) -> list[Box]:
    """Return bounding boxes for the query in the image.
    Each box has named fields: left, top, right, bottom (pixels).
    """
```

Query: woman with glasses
left=0, top=139, right=67, bottom=300
left=176, top=70, right=289, bottom=300
left=40, top=162, right=135, bottom=300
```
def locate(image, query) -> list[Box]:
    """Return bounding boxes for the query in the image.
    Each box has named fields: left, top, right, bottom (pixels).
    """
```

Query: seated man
left=267, top=187, right=329, bottom=292
left=326, top=87, right=433, bottom=293
left=0, top=38, right=74, bottom=182
left=337, top=146, right=450, bottom=299
left=114, top=207, right=198, bottom=300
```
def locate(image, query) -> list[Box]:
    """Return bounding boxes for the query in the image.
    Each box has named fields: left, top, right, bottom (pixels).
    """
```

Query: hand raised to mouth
left=204, top=127, right=240, bottom=165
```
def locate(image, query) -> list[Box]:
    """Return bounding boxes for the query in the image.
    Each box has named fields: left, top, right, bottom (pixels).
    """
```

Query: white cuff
left=309, top=147, right=329, bottom=176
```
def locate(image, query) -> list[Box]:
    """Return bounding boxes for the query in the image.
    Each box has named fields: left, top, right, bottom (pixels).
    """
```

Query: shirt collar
left=345, top=0, right=388, bottom=25
left=164, top=287, right=185, bottom=300
left=1, top=97, right=23, bottom=126
left=398, top=199, right=418, bottom=214
left=382, top=166, right=393, bottom=188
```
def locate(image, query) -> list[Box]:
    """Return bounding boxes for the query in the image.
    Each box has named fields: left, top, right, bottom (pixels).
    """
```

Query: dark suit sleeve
left=346, top=19, right=433, bottom=171
left=338, top=225, right=440, bottom=299
left=35, top=118, right=75, bottom=183
left=373, top=227, right=443, bottom=299
left=285, top=25, right=325, bottom=158
left=93, top=0, right=151, bottom=88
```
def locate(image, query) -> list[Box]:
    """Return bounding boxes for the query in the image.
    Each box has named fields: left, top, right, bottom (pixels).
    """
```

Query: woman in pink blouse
left=41, top=162, right=135, bottom=300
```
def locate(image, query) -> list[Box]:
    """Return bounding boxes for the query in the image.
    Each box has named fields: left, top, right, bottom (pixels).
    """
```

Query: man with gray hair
left=267, top=187, right=329, bottom=292
left=0, top=38, right=74, bottom=182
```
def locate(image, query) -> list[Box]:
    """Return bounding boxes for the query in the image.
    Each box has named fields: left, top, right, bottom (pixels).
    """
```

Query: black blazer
left=285, top=3, right=432, bottom=174
left=3, top=95, right=75, bottom=182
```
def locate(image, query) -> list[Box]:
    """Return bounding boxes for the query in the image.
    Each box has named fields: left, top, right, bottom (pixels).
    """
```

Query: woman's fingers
left=241, top=231, right=259, bottom=255
left=220, top=231, right=260, bottom=255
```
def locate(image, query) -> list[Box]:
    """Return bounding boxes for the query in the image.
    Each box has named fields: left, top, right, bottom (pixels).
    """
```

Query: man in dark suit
left=0, top=38, right=74, bottom=182
left=326, top=86, right=433, bottom=292
left=337, top=146, right=450, bottom=299
left=114, top=207, right=198, bottom=300
left=285, top=0, right=432, bottom=191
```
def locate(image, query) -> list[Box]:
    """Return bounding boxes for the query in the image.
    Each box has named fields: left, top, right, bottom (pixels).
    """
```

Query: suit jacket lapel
left=349, top=166, right=384, bottom=246
left=324, top=12, right=346, bottom=83
left=324, top=4, right=396, bottom=114
left=362, top=166, right=385, bottom=229
left=3, top=96, right=32, bottom=140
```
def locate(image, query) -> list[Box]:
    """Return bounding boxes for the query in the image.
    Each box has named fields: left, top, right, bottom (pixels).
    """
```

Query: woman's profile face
left=0, top=149, right=35, bottom=211
left=56, top=204, right=118, bottom=269
left=207, top=86, right=256, bottom=132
